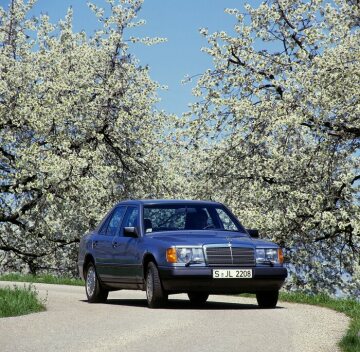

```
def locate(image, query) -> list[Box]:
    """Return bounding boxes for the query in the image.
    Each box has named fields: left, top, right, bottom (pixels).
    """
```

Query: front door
left=111, top=206, right=142, bottom=285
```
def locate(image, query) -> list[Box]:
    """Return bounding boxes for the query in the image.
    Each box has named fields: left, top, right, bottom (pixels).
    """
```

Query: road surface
left=0, top=281, right=349, bottom=352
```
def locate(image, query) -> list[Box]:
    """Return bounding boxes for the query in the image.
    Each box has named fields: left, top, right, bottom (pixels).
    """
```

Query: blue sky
left=0, top=0, right=242, bottom=116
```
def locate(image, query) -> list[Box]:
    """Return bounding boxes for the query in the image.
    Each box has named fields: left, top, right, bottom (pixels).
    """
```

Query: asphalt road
left=0, top=281, right=349, bottom=352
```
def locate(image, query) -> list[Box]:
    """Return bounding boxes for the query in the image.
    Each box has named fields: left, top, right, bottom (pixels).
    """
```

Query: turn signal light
left=278, top=248, right=284, bottom=264
left=166, top=248, right=177, bottom=263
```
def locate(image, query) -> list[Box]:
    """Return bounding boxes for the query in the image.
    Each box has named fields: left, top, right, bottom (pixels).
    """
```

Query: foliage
left=1, top=0, right=359, bottom=298
left=0, top=284, right=45, bottom=317
left=181, top=0, right=360, bottom=295
left=0, top=0, right=172, bottom=274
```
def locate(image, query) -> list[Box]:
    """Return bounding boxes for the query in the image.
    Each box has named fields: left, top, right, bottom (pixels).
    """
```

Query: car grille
left=205, top=246, right=255, bottom=266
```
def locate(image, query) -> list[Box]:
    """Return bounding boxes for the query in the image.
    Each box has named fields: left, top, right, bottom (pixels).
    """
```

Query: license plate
left=212, top=269, right=252, bottom=279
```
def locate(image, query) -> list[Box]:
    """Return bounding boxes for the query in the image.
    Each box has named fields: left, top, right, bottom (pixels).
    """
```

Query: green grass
left=0, top=273, right=83, bottom=286
left=240, top=292, right=360, bottom=352
left=0, top=285, right=45, bottom=318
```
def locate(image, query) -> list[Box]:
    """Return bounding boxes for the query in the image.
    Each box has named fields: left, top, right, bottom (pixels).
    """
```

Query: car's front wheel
left=145, top=262, right=168, bottom=308
left=188, top=293, right=209, bottom=305
left=256, top=290, right=279, bottom=308
left=85, top=262, right=108, bottom=303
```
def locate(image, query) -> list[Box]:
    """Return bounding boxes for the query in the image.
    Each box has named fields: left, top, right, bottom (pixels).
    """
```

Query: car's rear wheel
left=256, top=290, right=279, bottom=308
left=145, top=262, right=168, bottom=308
left=85, top=262, right=108, bottom=303
left=188, top=293, right=209, bottom=305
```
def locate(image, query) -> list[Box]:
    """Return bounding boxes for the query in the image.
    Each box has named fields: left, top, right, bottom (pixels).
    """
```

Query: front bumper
left=158, top=266, right=287, bottom=294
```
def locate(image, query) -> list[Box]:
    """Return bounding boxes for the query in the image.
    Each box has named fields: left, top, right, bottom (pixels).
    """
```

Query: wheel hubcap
left=146, top=270, right=153, bottom=301
left=86, top=266, right=96, bottom=297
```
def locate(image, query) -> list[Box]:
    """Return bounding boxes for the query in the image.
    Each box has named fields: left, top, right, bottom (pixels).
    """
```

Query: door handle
left=112, top=242, right=119, bottom=248
left=92, top=240, right=98, bottom=248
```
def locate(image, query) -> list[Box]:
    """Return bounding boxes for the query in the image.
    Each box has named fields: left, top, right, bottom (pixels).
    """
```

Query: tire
left=188, top=293, right=209, bottom=305
left=256, top=290, right=279, bottom=308
left=85, top=262, right=109, bottom=303
left=145, top=262, right=168, bottom=308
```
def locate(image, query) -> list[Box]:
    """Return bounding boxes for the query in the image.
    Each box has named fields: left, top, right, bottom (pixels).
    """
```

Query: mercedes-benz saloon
left=77, top=200, right=287, bottom=308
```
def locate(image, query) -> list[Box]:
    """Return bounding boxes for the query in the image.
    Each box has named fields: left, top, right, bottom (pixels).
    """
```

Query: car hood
left=147, top=230, right=277, bottom=248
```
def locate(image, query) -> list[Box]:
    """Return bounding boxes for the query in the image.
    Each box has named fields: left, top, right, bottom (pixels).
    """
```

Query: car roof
left=116, top=199, right=222, bottom=206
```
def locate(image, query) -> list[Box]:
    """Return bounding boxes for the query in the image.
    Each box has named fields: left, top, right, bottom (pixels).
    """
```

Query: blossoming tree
left=183, top=0, right=360, bottom=295
left=0, top=0, right=170, bottom=274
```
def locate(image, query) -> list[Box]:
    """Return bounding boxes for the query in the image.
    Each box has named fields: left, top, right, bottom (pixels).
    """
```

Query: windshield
left=143, top=204, right=246, bottom=234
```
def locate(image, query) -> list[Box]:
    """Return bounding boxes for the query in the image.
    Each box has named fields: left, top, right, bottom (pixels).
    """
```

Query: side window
left=98, top=213, right=112, bottom=235
left=105, top=206, right=127, bottom=237
left=121, top=207, right=139, bottom=233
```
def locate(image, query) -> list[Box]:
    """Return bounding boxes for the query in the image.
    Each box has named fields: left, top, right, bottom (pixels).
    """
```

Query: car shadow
left=92, top=298, right=284, bottom=310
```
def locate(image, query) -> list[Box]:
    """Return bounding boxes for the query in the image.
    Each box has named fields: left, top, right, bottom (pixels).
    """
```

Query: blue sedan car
left=77, top=199, right=287, bottom=308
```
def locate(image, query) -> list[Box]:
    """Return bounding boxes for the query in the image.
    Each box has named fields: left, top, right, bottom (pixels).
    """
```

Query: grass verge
left=0, top=273, right=83, bottom=286
left=240, top=292, right=360, bottom=352
left=0, top=285, right=45, bottom=318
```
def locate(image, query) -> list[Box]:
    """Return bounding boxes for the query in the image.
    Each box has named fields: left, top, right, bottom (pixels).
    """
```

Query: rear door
left=95, top=206, right=126, bottom=282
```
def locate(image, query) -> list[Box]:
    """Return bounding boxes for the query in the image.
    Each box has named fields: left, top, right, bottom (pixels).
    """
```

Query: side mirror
left=123, top=227, right=139, bottom=238
left=247, top=229, right=259, bottom=238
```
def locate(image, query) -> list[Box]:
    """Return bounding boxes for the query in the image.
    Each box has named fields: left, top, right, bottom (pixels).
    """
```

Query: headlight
left=256, top=248, right=283, bottom=264
left=166, top=247, right=205, bottom=265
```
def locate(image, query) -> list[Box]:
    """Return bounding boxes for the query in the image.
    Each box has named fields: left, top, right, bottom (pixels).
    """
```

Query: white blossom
left=179, top=0, right=360, bottom=297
